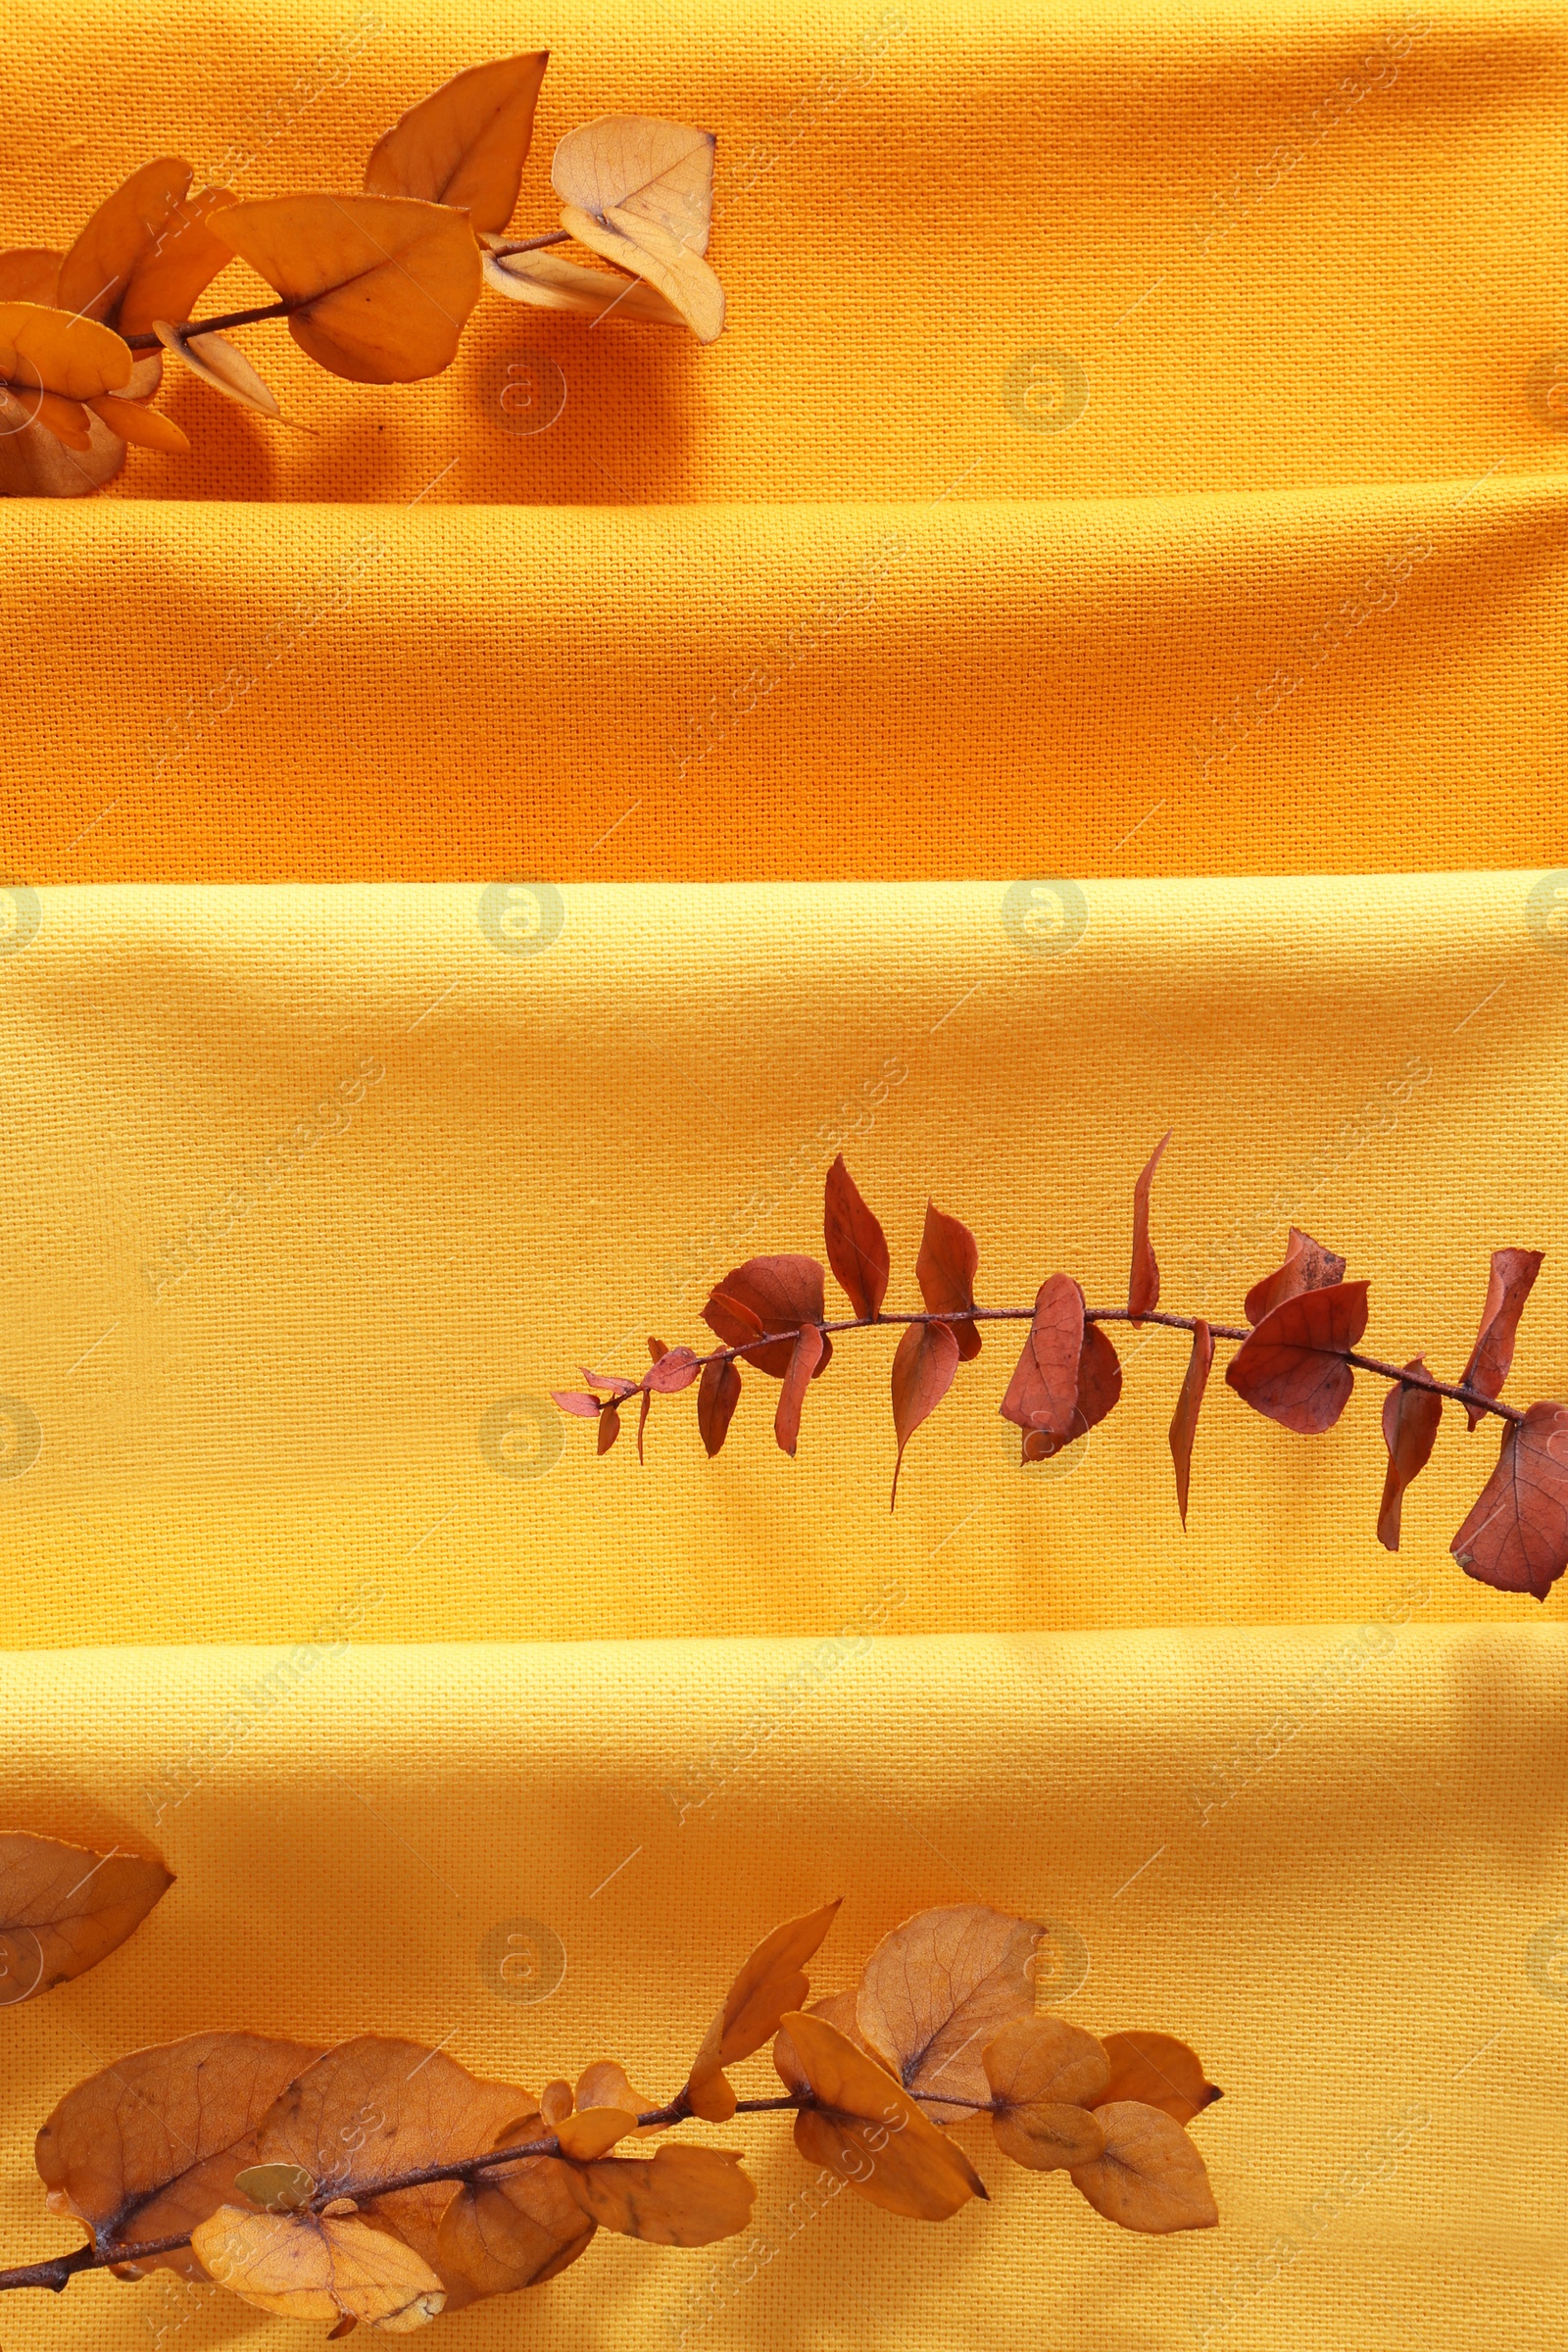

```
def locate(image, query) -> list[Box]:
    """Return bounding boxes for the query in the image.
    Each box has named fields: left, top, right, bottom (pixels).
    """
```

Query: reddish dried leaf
left=687, top=1899, right=843, bottom=2123
left=597, top=1405, right=621, bottom=1456
left=702, top=1257, right=832, bottom=1380
left=1096, top=2034, right=1220, bottom=2126
left=697, top=1356, right=741, bottom=1456
left=636, top=1391, right=653, bottom=1464
left=1244, top=1227, right=1347, bottom=1326
left=1223, top=1281, right=1370, bottom=1434
left=775, top=1321, right=825, bottom=1456
left=1452, top=1399, right=1568, bottom=1600
left=1377, top=1356, right=1444, bottom=1552
left=824, top=1154, right=890, bottom=1320
left=551, top=1391, right=603, bottom=1419
left=889, top=1319, right=960, bottom=1507
left=0, top=1833, right=171, bottom=2006
left=915, top=1200, right=981, bottom=1360
left=1129, top=1131, right=1171, bottom=1325
left=1459, top=1249, right=1544, bottom=1429
left=856, top=1905, right=1042, bottom=2126
left=644, top=1346, right=701, bottom=1395
left=579, top=1367, right=635, bottom=1397
left=1000, top=1275, right=1084, bottom=1441
left=1068, top=2101, right=1218, bottom=2234
left=1168, top=1320, right=1214, bottom=1530
left=1075, top=1321, right=1122, bottom=1435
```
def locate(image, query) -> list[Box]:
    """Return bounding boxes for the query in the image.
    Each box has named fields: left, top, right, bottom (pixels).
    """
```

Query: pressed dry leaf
left=697, top=1355, right=742, bottom=1456
left=85, top=394, right=190, bottom=452
left=1452, top=1398, right=1568, bottom=1599
left=778, top=2012, right=986, bottom=2221
left=481, top=244, right=686, bottom=322
left=1377, top=1357, right=1444, bottom=1552
left=576, top=2059, right=662, bottom=2136
left=153, top=322, right=284, bottom=419
left=982, top=2017, right=1110, bottom=2171
left=772, top=1991, right=887, bottom=2093
left=1067, top=2100, right=1218, bottom=2234
left=1223, top=1281, right=1370, bottom=1434
left=552, top=2108, right=638, bottom=2159
left=644, top=1346, right=701, bottom=1395
left=27, top=390, right=91, bottom=446
left=559, top=206, right=724, bottom=343
left=365, top=54, right=550, bottom=234
left=889, top=1318, right=960, bottom=1506
left=916, top=1201, right=982, bottom=1360
left=1096, top=2033, right=1220, bottom=2126
left=564, top=2143, right=754, bottom=2245
left=56, top=160, right=193, bottom=323
left=0, top=1833, right=172, bottom=2008
left=856, top=1904, right=1042, bottom=2127
left=433, top=2156, right=594, bottom=2311
left=539, top=2081, right=573, bottom=2127
left=1243, top=1227, right=1346, bottom=1326
left=1459, top=1249, right=1544, bottom=1429
left=702, top=1257, right=831, bottom=1380
left=1000, top=1275, right=1083, bottom=1442
left=0, top=301, right=132, bottom=400
left=687, top=1898, right=843, bottom=2124
left=824, top=1154, right=890, bottom=1320
left=1168, top=1318, right=1214, bottom=1529
left=1129, top=1131, right=1171, bottom=1324
left=118, top=188, right=237, bottom=341
left=775, top=1320, right=825, bottom=1457
left=553, top=116, right=715, bottom=254
left=1074, top=1322, right=1122, bottom=1436
left=597, top=1404, right=621, bottom=1455
left=192, top=2202, right=446, bottom=2330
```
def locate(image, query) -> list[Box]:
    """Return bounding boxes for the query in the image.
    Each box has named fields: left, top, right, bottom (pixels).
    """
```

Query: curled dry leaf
left=778, top=2012, right=987, bottom=2221
left=564, top=2144, right=755, bottom=2245
left=1129, top=1131, right=1171, bottom=1324
left=856, top=1904, right=1042, bottom=2127
left=702, top=1257, right=831, bottom=1380
left=154, top=322, right=284, bottom=420
left=1459, top=1248, right=1544, bottom=1430
left=687, top=1897, right=843, bottom=2123
left=1243, top=1227, right=1347, bottom=1326
left=697, top=1355, right=742, bottom=1456
left=56, top=160, right=193, bottom=324
left=86, top=394, right=190, bottom=452
left=539, top=2081, right=573, bottom=2127
left=559, top=205, right=725, bottom=343
left=982, top=2017, right=1110, bottom=2171
left=1096, top=2033, right=1220, bottom=2126
left=1067, top=2100, right=1218, bottom=2234
left=775, top=1320, right=825, bottom=1456
left=1223, top=1281, right=1370, bottom=1435
left=824, top=1155, right=890, bottom=1321
left=0, top=1832, right=172, bottom=2008
left=1169, top=1318, right=1214, bottom=1529
left=597, top=1405, right=621, bottom=1455
left=1452, top=1397, right=1568, bottom=1599
left=916, top=1202, right=982, bottom=1360
left=433, top=2155, right=595, bottom=2311
left=0, top=302, right=131, bottom=401
left=1001, top=1275, right=1083, bottom=1445
left=553, top=116, right=715, bottom=253
left=191, top=2203, right=446, bottom=2331
left=364, top=54, right=549, bottom=235
left=576, top=2059, right=662, bottom=2135
left=482, top=244, right=686, bottom=322
left=209, top=195, right=482, bottom=384
left=0, top=400, right=126, bottom=494
left=1377, top=1357, right=1444, bottom=1552
left=889, top=1318, right=960, bottom=1506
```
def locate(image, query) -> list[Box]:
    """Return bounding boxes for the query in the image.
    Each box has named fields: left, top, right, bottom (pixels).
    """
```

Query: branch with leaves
left=3, top=1896, right=1220, bottom=2334
left=0, top=53, right=724, bottom=497
left=557, top=1149, right=1568, bottom=1600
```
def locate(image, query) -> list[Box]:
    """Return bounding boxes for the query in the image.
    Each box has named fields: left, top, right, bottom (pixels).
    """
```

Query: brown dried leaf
left=856, top=1904, right=1043, bottom=2127
left=433, top=2157, right=594, bottom=2310
left=539, top=2081, right=573, bottom=2126
left=1068, top=2100, right=1218, bottom=2234
left=0, top=397, right=125, bottom=495
left=1096, top=2033, right=1220, bottom=2126
left=1223, top=1281, right=1370, bottom=1434
left=0, top=250, right=62, bottom=304
left=1000, top=1275, right=1083, bottom=1440
left=772, top=1991, right=888, bottom=2093
left=559, top=205, right=725, bottom=342
left=1075, top=1322, right=1122, bottom=1435
left=192, top=2203, right=445, bottom=2329
left=1459, top=1249, right=1544, bottom=1429
left=153, top=323, right=285, bottom=420
left=209, top=196, right=482, bottom=384
left=1129, top=1131, right=1171, bottom=1324
left=687, top=1898, right=843, bottom=2123
left=779, top=2013, right=987, bottom=2220
left=36, top=2032, right=324, bottom=2277
left=889, top=1319, right=960, bottom=1507
left=56, top=160, right=193, bottom=323
left=576, top=2059, right=662, bottom=2136
left=824, top=1154, right=890, bottom=1320
left=916, top=1201, right=982, bottom=1360
left=365, top=54, right=550, bottom=235
left=1168, top=1319, right=1214, bottom=1530
left=982, top=2017, right=1110, bottom=2171
left=1377, top=1356, right=1444, bottom=1552
left=1244, top=1227, right=1347, bottom=1326
left=775, top=1321, right=824, bottom=1456
left=697, top=1355, right=742, bottom=1456
left=564, top=2143, right=755, bottom=2244
left=481, top=244, right=686, bottom=322
left=1452, top=1398, right=1568, bottom=1599
left=702, top=1257, right=831, bottom=1380
left=597, top=1405, right=621, bottom=1455
left=0, top=1833, right=171, bottom=2007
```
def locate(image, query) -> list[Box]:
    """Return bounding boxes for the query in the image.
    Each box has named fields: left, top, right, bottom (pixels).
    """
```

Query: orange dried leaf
left=697, top=1356, right=742, bottom=1456
left=775, top=1320, right=825, bottom=1456
left=856, top=1904, right=1043, bottom=2126
left=118, top=188, right=237, bottom=340
left=85, top=394, right=190, bottom=453
left=1377, top=1356, right=1443, bottom=1552
left=0, top=301, right=131, bottom=399
left=153, top=322, right=284, bottom=420
left=1129, top=1131, right=1171, bottom=1324
left=889, top=1318, right=959, bottom=1507
left=1459, top=1248, right=1544, bottom=1429
left=1068, top=2100, right=1218, bottom=2234
left=29, top=390, right=92, bottom=447
left=0, top=393, right=124, bottom=495
left=1000, top=1275, right=1083, bottom=1441
left=553, top=2108, right=638, bottom=2159
left=0, top=1832, right=171, bottom=2006
left=56, top=160, right=193, bottom=323
left=564, top=2143, right=755, bottom=2245
left=191, top=2203, right=445, bottom=2329
left=982, top=2017, right=1110, bottom=2171
left=1244, top=1227, right=1346, bottom=1326
left=702, top=1257, right=831, bottom=1380
left=824, top=1154, right=890, bottom=1320
left=779, top=2012, right=986, bottom=2220
left=916, top=1201, right=981, bottom=1360
left=687, top=1897, right=843, bottom=2122
left=1096, top=2033, right=1220, bottom=2126
left=1223, top=1280, right=1370, bottom=1434
left=576, top=2059, right=662, bottom=2135
left=233, top=2161, right=317, bottom=2211
left=209, top=195, right=481, bottom=384
left=559, top=205, right=725, bottom=343
left=0, top=249, right=61, bottom=304
left=539, top=2080, right=573, bottom=2126
left=1452, top=1398, right=1568, bottom=1599
left=365, top=54, right=550, bottom=235
left=1168, top=1319, right=1214, bottom=1529
left=433, top=2157, right=594, bottom=2310
left=772, top=1991, right=887, bottom=2094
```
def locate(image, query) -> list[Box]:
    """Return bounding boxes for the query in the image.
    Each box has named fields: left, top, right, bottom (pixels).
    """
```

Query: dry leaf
left=28, top=390, right=91, bottom=446
left=153, top=322, right=284, bottom=419
left=1096, top=2033, right=1220, bottom=2126
left=1223, top=1281, right=1370, bottom=1434
left=433, top=2156, right=594, bottom=2310
left=481, top=244, right=685, bottom=322
left=1243, top=1227, right=1346, bottom=1326
left=552, top=2109, right=638, bottom=2159
left=645, top=1346, right=702, bottom=1395
left=1067, top=2100, right=1218, bottom=2234
left=85, top=394, right=190, bottom=452
left=1377, top=1357, right=1443, bottom=1551
left=0, top=249, right=61, bottom=304
left=916, top=1201, right=982, bottom=1362
left=1168, top=1318, right=1214, bottom=1528
left=687, top=1898, right=843, bottom=2123
left=564, top=2143, right=755, bottom=2244
left=982, top=2017, right=1110, bottom=2171
left=889, top=1318, right=960, bottom=1506
left=0, top=301, right=132, bottom=400
left=209, top=195, right=482, bottom=383
left=233, top=2161, right=317, bottom=2211
left=1129, top=1132, right=1171, bottom=1324
left=56, top=160, right=193, bottom=323
left=558, top=206, right=724, bottom=343
left=553, top=117, right=715, bottom=254
left=824, top=1155, right=890, bottom=1320
left=118, top=188, right=237, bottom=341
left=365, top=55, right=549, bottom=234
left=1452, top=1398, right=1568, bottom=1599
left=192, top=2203, right=445, bottom=2330
left=1000, top=1275, right=1083, bottom=1442
left=856, top=1904, right=1042, bottom=2127
left=775, top=1321, right=825, bottom=1457
left=539, top=2081, right=573, bottom=2126
left=597, top=1404, right=621, bottom=1455
left=1459, top=1249, right=1544, bottom=1429
left=0, top=1832, right=171, bottom=2007
left=1074, top=1322, right=1122, bottom=1436
left=697, top=1355, right=742, bottom=1456
left=778, top=2012, right=986, bottom=2221
left=576, top=2059, right=662, bottom=2136
left=772, top=1991, right=887, bottom=2093
left=702, top=1257, right=832, bottom=1380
